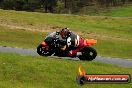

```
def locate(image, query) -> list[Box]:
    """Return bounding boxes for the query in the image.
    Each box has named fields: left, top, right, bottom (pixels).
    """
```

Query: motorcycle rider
left=44, top=28, right=84, bottom=57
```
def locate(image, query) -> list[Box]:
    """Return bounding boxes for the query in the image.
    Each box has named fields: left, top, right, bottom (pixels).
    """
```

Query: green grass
left=0, top=9, right=132, bottom=37
left=78, top=5, right=132, bottom=17
left=0, top=10, right=132, bottom=59
left=0, top=26, right=45, bottom=48
left=0, top=9, right=132, bottom=39
left=0, top=52, right=132, bottom=88
left=99, top=6, right=132, bottom=17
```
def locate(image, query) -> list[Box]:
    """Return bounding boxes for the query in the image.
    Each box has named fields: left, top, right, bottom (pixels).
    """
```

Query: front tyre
left=37, top=44, right=53, bottom=56
left=79, top=47, right=97, bottom=61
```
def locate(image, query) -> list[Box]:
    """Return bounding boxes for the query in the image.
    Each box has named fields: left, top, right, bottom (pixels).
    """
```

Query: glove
left=61, top=45, right=67, bottom=50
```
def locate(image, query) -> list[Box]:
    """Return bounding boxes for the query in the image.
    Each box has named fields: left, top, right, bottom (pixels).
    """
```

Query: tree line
left=0, top=0, right=132, bottom=14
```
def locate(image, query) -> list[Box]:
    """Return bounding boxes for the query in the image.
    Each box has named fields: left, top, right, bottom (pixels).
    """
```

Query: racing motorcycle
left=37, top=34, right=97, bottom=61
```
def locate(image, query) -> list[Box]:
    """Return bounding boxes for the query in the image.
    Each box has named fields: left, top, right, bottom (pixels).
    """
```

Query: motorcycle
left=37, top=35, right=97, bottom=61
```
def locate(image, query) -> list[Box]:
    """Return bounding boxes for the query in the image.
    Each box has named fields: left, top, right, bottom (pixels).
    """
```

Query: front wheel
left=78, top=47, right=97, bottom=61
left=37, top=44, right=53, bottom=56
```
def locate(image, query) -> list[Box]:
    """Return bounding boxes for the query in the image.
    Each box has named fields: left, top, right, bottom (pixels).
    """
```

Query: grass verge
left=98, top=6, right=132, bottom=17
left=0, top=52, right=132, bottom=88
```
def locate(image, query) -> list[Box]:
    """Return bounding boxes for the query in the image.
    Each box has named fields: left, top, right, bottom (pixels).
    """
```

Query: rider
left=45, top=28, right=84, bottom=57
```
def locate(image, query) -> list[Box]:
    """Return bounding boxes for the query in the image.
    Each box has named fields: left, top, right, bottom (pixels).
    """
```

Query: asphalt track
left=0, top=46, right=132, bottom=67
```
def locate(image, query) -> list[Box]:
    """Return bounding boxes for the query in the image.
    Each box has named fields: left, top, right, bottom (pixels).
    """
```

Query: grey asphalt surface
left=0, top=46, right=132, bottom=67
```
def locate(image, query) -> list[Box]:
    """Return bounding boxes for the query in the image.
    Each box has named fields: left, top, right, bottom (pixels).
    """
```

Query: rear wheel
left=79, top=47, right=97, bottom=61
left=37, top=44, right=53, bottom=56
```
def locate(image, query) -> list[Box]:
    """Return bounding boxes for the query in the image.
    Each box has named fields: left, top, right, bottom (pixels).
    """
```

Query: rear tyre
left=37, top=44, right=53, bottom=56
left=79, top=47, right=97, bottom=61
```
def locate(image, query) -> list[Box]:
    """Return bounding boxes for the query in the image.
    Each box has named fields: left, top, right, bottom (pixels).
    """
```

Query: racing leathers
left=44, top=31, right=84, bottom=57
